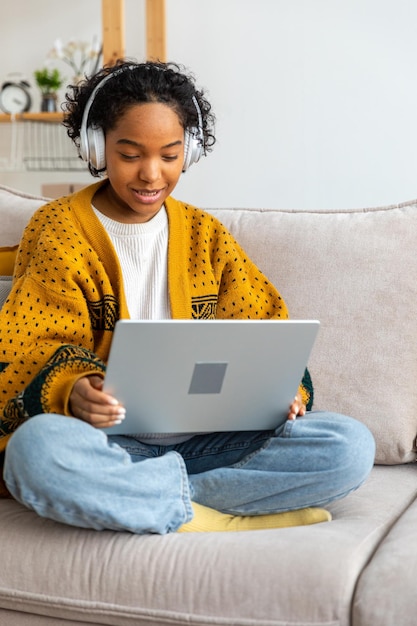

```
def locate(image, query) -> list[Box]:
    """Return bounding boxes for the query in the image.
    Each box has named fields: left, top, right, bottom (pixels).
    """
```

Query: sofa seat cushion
left=211, top=202, right=417, bottom=464
left=0, top=465, right=416, bottom=626
left=352, top=479, right=417, bottom=626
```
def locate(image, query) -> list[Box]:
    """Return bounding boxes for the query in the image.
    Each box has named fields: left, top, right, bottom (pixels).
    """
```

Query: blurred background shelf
left=0, top=1, right=165, bottom=187
left=0, top=113, right=64, bottom=123
left=0, top=117, right=83, bottom=172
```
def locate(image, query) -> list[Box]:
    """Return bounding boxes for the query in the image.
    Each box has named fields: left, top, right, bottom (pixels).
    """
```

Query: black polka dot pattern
left=179, top=203, right=288, bottom=321
left=0, top=183, right=121, bottom=436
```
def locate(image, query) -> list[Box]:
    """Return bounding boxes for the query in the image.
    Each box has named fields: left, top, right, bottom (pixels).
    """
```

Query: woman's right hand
left=69, top=375, right=126, bottom=429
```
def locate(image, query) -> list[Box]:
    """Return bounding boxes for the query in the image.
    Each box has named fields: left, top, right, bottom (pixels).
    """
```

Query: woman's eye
left=120, top=153, right=139, bottom=160
left=119, top=153, right=179, bottom=162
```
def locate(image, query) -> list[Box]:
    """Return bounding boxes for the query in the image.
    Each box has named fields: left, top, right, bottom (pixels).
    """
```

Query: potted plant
left=34, top=68, right=64, bottom=112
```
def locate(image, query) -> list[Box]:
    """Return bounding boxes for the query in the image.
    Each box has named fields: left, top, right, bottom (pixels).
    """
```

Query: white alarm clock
left=0, top=80, right=32, bottom=114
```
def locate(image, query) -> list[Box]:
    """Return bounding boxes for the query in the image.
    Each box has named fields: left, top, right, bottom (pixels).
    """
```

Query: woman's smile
left=131, top=187, right=165, bottom=205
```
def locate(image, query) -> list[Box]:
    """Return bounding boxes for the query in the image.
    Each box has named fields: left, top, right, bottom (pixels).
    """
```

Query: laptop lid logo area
left=188, top=362, right=228, bottom=394
left=103, top=319, right=320, bottom=435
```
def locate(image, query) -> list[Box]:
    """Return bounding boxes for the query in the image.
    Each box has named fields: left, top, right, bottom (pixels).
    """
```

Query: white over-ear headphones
left=79, top=64, right=204, bottom=172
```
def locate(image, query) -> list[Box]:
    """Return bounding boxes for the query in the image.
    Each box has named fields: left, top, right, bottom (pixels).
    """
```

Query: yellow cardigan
left=0, top=180, right=312, bottom=454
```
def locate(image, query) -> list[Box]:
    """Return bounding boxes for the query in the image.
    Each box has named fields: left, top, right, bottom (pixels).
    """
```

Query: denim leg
left=4, top=414, right=192, bottom=534
left=3, top=411, right=375, bottom=531
left=182, top=412, right=375, bottom=515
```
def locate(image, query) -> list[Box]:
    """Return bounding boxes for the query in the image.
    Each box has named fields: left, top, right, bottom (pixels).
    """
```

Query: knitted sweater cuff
left=7, top=345, right=106, bottom=419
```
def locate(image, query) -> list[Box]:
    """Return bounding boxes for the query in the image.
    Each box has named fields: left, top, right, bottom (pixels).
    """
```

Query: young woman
left=0, top=61, right=375, bottom=533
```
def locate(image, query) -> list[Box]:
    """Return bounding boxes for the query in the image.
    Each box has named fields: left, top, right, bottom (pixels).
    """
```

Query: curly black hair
left=63, top=59, right=216, bottom=176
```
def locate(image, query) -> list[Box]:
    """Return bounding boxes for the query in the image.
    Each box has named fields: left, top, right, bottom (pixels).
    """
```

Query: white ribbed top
left=93, top=206, right=171, bottom=320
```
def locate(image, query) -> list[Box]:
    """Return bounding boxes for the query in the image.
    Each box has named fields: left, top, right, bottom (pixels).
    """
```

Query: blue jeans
left=3, top=411, right=375, bottom=534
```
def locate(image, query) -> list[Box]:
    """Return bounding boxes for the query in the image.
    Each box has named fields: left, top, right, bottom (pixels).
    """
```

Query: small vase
left=41, top=93, right=58, bottom=113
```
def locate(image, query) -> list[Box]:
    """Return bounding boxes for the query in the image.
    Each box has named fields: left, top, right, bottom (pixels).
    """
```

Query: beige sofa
left=0, top=183, right=416, bottom=626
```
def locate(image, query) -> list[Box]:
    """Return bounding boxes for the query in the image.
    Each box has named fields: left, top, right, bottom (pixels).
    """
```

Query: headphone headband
left=79, top=64, right=204, bottom=173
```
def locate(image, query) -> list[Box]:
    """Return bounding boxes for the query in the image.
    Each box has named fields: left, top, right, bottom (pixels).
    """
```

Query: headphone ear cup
left=87, top=126, right=106, bottom=171
left=79, top=122, right=89, bottom=163
left=182, top=129, right=192, bottom=172
left=182, top=128, right=203, bottom=172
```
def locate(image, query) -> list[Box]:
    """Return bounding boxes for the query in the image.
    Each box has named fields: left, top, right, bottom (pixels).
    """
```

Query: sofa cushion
left=352, top=487, right=417, bottom=626
left=0, top=465, right=415, bottom=626
left=0, top=185, right=49, bottom=248
left=211, top=201, right=417, bottom=464
left=0, top=185, right=49, bottom=304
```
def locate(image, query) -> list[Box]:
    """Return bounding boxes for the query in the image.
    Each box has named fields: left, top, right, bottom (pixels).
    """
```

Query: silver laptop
left=103, top=319, right=319, bottom=435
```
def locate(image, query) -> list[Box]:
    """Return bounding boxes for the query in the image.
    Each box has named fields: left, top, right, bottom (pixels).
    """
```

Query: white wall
left=1, top=0, right=416, bottom=209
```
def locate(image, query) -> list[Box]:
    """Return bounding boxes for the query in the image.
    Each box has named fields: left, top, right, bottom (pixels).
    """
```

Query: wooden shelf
left=0, top=112, right=64, bottom=123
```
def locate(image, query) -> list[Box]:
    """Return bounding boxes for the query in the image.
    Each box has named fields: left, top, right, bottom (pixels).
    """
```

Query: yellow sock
left=177, top=502, right=331, bottom=533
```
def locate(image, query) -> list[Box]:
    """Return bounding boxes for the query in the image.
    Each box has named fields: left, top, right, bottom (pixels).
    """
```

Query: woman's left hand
left=287, top=393, right=306, bottom=421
